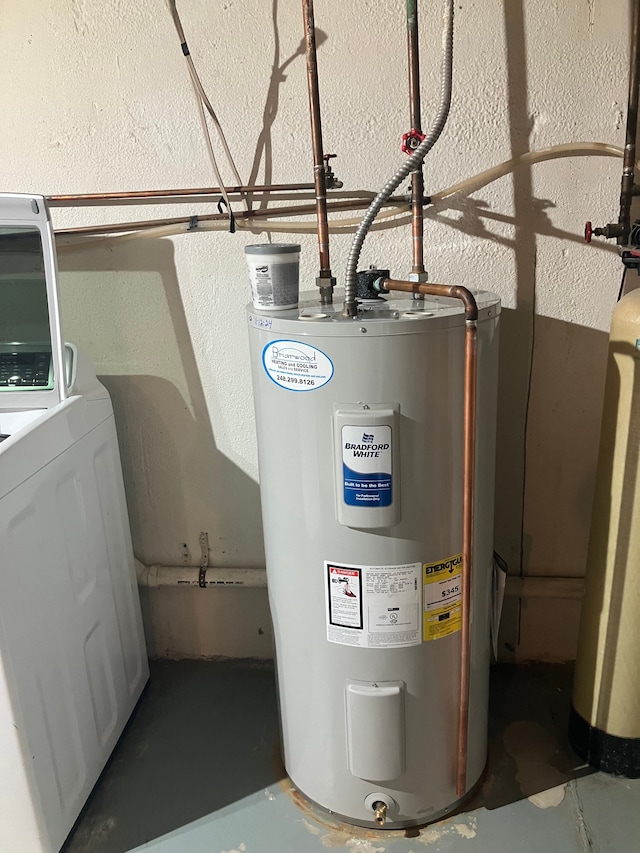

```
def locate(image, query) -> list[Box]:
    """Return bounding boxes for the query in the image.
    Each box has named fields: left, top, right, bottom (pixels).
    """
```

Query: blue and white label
left=262, top=340, right=334, bottom=391
left=342, top=425, right=393, bottom=507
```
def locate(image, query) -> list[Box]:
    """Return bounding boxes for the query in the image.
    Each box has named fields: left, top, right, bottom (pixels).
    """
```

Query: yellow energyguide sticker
left=423, top=553, right=462, bottom=641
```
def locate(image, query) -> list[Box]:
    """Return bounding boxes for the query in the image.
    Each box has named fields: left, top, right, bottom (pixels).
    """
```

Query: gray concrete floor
left=63, top=660, right=640, bottom=853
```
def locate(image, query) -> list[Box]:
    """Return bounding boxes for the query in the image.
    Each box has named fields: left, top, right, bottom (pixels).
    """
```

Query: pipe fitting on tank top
left=316, top=274, right=336, bottom=305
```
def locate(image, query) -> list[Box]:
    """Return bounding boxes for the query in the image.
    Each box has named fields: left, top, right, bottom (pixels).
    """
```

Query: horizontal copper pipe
left=381, top=278, right=477, bottom=798
left=46, top=183, right=316, bottom=207
left=382, top=279, right=478, bottom=321
left=54, top=197, right=409, bottom=238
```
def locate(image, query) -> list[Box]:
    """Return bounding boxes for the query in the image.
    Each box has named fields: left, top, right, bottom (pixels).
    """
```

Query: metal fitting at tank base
left=364, top=792, right=396, bottom=827
left=373, top=802, right=388, bottom=827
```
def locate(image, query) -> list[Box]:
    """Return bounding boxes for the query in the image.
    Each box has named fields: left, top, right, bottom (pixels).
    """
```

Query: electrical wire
left=617, top=266, right=628, bottom=302
left=165, top=0, right=247, bottom=217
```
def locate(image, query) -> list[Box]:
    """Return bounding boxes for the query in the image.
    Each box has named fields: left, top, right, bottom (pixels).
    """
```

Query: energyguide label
left=325, top=561, right=421, bottom=648
left=423, top=553, right=462, bottom=641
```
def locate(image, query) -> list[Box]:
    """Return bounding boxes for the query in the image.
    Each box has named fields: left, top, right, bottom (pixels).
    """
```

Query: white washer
left=0, top=194, right=149, bottom=852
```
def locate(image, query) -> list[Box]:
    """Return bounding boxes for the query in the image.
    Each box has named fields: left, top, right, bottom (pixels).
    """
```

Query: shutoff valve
left=584, top=220, right=624, bottom=243
left=401, top=128, right=425, bottom=154
left=586, top=219, right=640, bottom=274
left=323, top=154, right=343, bottom=189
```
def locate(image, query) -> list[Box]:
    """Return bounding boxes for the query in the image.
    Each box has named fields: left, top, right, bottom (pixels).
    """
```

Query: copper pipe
left=382, top=279, right=478, bottom=320
left=407, top=0, right=425, bottom=273
left=302, top=0, right=332, bottom=285
left=381, top=278, right=477, bottom=797
left=46, top=184, right=316, bottom=207
left=458, top=319, right=477, bottom=797
left=618, top=0, right=640, bottom=244
left=54, top=197, right=409, bottom=238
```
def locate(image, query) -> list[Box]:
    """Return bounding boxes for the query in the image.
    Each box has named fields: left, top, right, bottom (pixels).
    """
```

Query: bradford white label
left=342, top=424, right=392, bottom=507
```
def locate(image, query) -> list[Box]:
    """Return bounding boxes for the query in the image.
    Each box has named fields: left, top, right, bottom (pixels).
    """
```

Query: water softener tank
left=570, top=288, right=640, bottom=777
left=247, top=290, right=500, bottom=827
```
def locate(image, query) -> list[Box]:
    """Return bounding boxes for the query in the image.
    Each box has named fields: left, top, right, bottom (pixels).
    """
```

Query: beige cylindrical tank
left=570, top=288, right=640, bottom=777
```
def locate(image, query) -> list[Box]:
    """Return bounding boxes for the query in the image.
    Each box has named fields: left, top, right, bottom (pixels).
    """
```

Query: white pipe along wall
left=0, top=0, right=630, bottom=661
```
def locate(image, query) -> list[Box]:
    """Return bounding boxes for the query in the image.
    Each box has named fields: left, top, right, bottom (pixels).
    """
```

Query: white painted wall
left=0, top=0, right=631, bottom=659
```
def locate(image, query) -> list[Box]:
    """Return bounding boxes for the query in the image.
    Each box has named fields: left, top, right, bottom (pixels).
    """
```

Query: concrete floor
left=63, top=660, right=640, bottom=853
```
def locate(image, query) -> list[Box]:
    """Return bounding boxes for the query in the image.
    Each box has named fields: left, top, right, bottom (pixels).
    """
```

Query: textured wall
left=0, top=1, right=631, bottom=657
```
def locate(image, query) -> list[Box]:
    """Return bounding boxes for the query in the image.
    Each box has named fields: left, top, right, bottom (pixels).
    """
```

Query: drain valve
left=373, top=801, right=388, bottom=827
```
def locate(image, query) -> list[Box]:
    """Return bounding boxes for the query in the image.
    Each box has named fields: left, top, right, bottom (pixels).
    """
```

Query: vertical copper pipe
left=457, top=319, right=477, bottom=796
left=407, top=0, right=425, bottom=273
left=618, top=0, right=640, bottom=244
left=381, top=278, right=477, bottom=797
left=302, top=0, right=333, bottom=289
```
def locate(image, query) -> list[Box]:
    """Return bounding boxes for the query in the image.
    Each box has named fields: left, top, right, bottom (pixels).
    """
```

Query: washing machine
left=0, top=193, right=149, bottom=852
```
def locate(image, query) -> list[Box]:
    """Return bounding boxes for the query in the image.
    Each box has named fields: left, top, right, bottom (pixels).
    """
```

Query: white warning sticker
left=325, top=561, right=421, bottom=648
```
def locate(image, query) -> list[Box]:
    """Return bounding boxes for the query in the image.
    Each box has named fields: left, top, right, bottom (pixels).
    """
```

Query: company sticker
left=325, top=561, right=421, bottom=648
left=423, top=553, right=462, bottom=641
left=262, top=339, right=334, bottom=391
left=342, top=424, right=392, bottom=507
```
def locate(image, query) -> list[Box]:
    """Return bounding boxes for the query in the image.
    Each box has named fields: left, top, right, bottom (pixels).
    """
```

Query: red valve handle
left=584, top=221, right=593, bottom=243
left=401, top=129, right=426, bottom=155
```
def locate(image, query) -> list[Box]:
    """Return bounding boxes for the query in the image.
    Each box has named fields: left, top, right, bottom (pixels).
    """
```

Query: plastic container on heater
left=245, top=243, right=301, bottom=311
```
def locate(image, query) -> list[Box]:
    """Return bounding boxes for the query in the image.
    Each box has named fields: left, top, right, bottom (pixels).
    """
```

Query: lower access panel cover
left=346, top=680, right=405, bottom=781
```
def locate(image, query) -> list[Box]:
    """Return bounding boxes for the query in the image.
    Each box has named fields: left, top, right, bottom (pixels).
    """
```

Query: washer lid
left=0, top=193, right=69, bottom=411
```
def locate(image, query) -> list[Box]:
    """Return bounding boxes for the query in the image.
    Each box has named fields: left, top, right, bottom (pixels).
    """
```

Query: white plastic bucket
left=245, top=243, right=300, bottom=311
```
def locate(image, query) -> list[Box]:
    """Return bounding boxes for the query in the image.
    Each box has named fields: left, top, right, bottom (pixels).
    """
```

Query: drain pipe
left=302, top=0, right=336, bottom=304
left=136, top=561, right=267, bottom=589
left=343, top=0, right=454, bottom=317
left=375, top=276, right=477, bottom=797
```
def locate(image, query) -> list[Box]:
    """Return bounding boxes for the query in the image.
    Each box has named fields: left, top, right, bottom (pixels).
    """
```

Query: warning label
left=423, top=554, right=462, bottom=641
left=327, top=566, right=363, bottom=630
left=326, top=562, right=421, bottom=648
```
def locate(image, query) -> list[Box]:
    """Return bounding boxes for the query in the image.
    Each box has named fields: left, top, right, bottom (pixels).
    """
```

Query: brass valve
left=373, top=801, right=388, bottom=827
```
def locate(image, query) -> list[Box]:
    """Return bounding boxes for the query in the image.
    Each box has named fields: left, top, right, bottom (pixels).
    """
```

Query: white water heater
left=248, top=289, right=500, bottom=828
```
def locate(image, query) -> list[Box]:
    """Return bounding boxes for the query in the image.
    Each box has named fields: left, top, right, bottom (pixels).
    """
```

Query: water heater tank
left=247, top=289, right=500, bottom=828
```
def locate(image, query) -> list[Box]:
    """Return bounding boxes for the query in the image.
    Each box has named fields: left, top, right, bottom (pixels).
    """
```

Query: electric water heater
left=248, top=289, right=500, bottom=828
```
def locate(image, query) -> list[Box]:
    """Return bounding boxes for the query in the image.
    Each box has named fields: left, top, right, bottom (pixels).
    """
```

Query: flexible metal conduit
left=343, top=0, right=454, bottom=317
left=378, top=277, right=477, bottom=798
